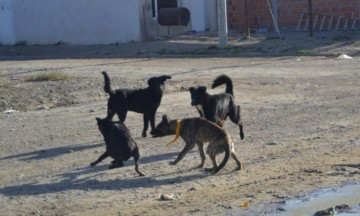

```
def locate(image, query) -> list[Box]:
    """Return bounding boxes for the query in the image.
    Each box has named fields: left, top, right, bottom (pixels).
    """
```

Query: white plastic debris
left=4, top=109, right=19, bottom=114
left=158, top=193, right=181, bottom=201
left=336, top=54, right=353, bottom=60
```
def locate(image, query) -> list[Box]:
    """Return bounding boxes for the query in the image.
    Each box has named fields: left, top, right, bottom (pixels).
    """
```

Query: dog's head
left=96, top=117, right=109, bottom=135
left=151, top=115, right=174, bottom=138
left=148, top=75, right=172, bottom=89
left=96, top=117, right=121, bottom=135
left=189, top=86, right=207, bottom=106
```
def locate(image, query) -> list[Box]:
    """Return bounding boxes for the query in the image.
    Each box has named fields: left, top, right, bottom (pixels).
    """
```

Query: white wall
left=0, top=0, right=15, bottom=44
left=205, top=0, right=217, bottom=31
left=181, top=0, right=206, bottom=32
left=0, top=0, right=142, bottom=45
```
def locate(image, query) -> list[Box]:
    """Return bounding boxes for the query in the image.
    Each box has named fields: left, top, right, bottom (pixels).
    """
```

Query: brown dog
left=151, top=115, right=242, bottom=173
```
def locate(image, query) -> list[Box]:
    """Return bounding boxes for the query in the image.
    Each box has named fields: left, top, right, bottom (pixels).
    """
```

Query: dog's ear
left=199, top=86, right=207, bottom=93
left=148, top=77, right=156, bottom=86
left=96, top=117, right=102, bottom=123
left=188, top=87, right=195, bottom=93
left=162, top=114, right=169, bottom=123
left=148, top=75, right=172, bottom=86
left=159, top=75, right=171, bottom=84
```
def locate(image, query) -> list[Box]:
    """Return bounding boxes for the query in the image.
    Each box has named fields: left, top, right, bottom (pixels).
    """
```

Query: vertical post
left=271, top=0, right=279, bottom=30
left=308, top=0, right=313, bottom=37
left=244, top=0, right=250, bottom=38
left=217, top=0, right=228, bottom=48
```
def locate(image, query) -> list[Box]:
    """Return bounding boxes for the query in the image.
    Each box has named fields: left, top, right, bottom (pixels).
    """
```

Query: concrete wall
left=0, top=0, right=142, bottom=45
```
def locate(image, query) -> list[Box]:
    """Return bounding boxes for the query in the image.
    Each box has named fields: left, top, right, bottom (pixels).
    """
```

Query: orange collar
left=165, top=120, right=181, bottom=146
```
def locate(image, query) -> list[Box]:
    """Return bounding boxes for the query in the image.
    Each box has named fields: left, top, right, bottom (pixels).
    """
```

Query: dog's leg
left=108, top=160, right=124, bottom=169
left=90, top=151, right=109, bottom=167
left=106, top=108, right=115, bottom=120
left=231, top=151, right=243, bottom=170
left=117, top=108, right=127, bottom=123
left=142, top=114, right=149, bottom=137
left=230, top=143, right=242, bottom=170
left=229, top=105, right=244, bottom=140
left=204, top=153, right=218, bottom=172
left=170, top=142, right=195, bottom=165
left=196, top=143, right=206, bottom=168
left=149, top=111, right=156, bottom=135
left=132, top=148, right=145, bottom=176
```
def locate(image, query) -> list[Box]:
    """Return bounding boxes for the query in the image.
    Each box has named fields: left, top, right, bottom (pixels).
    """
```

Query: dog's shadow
left=0, top=141, right=179, bottom=166
left=0, top=164, right=210, bottom=197
left=0, top=142, right=208, bottom=197
left=0, top=141, right=103, bottom=161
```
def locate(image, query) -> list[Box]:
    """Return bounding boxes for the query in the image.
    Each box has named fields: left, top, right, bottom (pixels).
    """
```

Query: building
left=227, top=0, right=360, bottom=32
left=0, top=0, right=217, bottom=45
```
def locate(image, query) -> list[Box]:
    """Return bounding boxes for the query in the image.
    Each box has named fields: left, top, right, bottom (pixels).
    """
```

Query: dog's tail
left=102, top=71, right=114, bottom=95
left=213, top=135, right=231, bottom=174
left=212, top=75, right=234, bottom=96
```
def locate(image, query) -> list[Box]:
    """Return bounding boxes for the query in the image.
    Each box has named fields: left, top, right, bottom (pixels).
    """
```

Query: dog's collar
left=165, top=120, right=181, bottom=146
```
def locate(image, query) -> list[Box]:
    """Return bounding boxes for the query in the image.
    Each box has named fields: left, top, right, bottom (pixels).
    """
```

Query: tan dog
left=151, top=115, right=242, bottom=173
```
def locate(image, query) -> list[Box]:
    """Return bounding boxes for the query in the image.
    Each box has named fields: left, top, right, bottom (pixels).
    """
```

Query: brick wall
left=227, top=0, right=360, bottom=32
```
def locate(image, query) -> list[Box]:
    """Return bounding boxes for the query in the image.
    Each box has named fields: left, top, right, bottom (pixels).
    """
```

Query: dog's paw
left=90, top=162, right=97, bottom=167
left=204, top=167, right=215, bottom=172
left=142, top=132, right=147, bottom=137
left=169, top=161, right=176, bottom=165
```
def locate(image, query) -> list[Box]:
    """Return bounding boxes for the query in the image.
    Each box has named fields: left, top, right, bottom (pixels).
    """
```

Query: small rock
left=187, top=187, right=196, bottom=192
left=158, top=193, right=181, bottom=201
left=267, top=141, right=280, bottom=145
left=336, top=54, right=353, bottom=60
left=277, top=207, right=286, bottom=212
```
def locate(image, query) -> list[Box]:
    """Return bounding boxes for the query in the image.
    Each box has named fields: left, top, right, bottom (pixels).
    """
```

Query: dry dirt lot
left=0, top=32, right=359, bottom=216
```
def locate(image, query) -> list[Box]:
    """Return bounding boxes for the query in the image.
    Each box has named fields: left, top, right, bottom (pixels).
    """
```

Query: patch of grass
left=25, top=71, right=69, bottom=82
left=333, top=35, right=351, bottom=41
left=266, top=36, right=281, bottom=40
left=157, top=48, right=220, bottom=55
left=207, top=45, right=219, bottom=50
left=230, top=47, right=242, bottom=54
left=15, top=41, right=27, bottom=46
left=254, top=47, right=268, bottom=53
left=157, top=46, right=247, bottom=55
left=296, top=49, right=312, bottom=55
left=281, top=47, right=294, bottom=53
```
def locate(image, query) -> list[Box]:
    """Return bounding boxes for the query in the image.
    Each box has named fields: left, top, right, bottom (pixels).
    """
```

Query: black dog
left=189, top=75, right=244, bottom=140
left=102, top=71, right=171, bottom=137
left=90, top=117, right=144, bottom=176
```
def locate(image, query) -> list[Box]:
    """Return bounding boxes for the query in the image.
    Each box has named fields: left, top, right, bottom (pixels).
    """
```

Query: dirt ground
left=0, top=32, right=359, bottom=216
